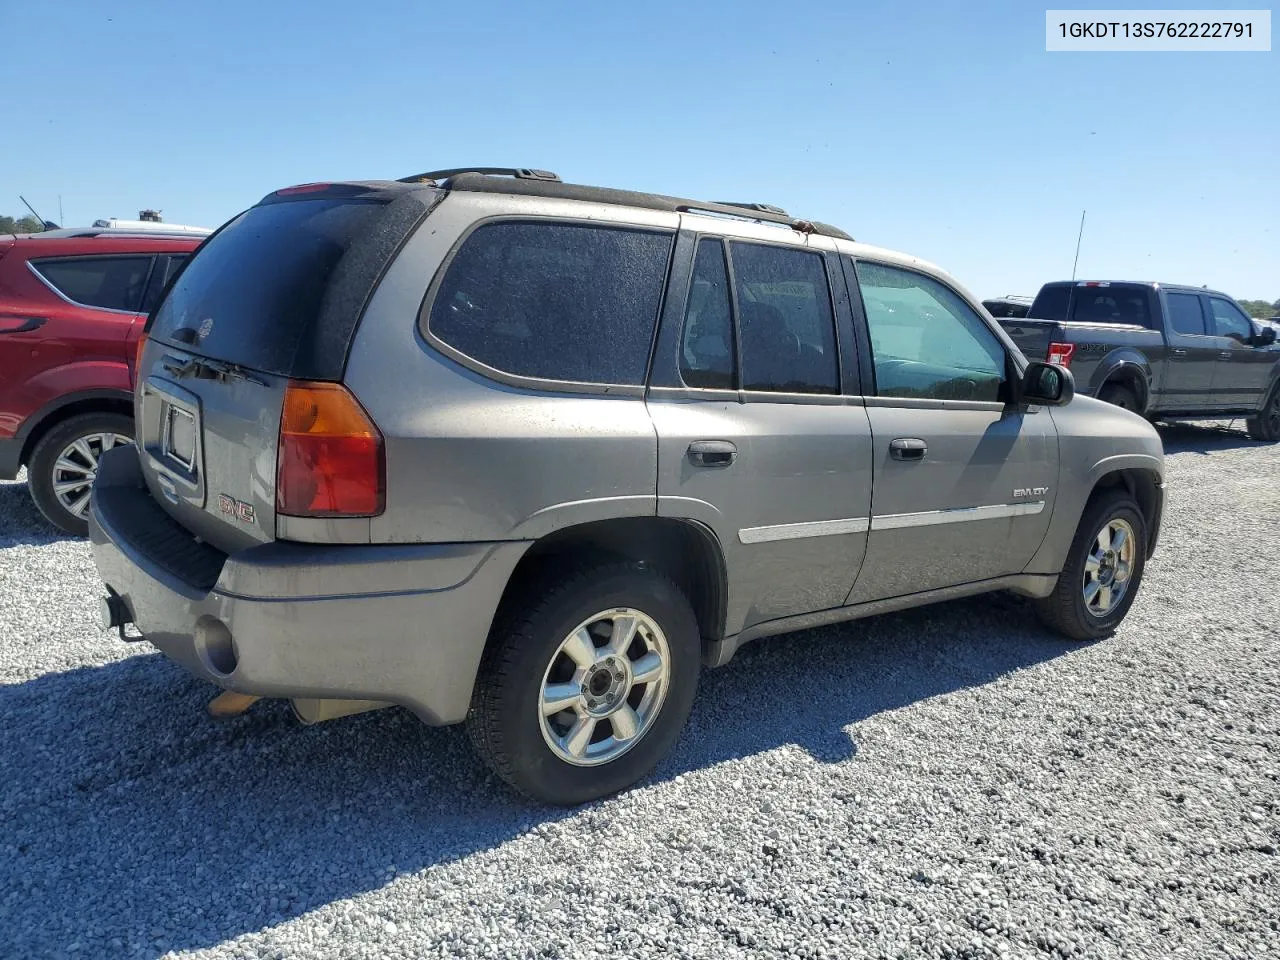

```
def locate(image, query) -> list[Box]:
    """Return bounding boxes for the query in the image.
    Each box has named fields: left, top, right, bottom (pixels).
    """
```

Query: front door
left=648, top=231, right=873, bottom=636
left=845, top=259, right=1059, bottom=603
left=1206, top=295, right=1275, bottom=408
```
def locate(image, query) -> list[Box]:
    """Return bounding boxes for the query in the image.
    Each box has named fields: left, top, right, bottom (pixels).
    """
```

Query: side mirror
left=1020, top=361, right=1075, bottom=406
left=1255, top=325, right=1276, bottom=347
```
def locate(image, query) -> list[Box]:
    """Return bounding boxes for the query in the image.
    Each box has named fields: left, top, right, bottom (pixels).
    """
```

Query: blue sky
left=2, top=1, right=1275, bottom=300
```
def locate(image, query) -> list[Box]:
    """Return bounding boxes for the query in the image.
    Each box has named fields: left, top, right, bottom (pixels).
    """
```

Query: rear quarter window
left=31, top=256, right=154, bottom=312
left=426, top=221, right=674, bottom=387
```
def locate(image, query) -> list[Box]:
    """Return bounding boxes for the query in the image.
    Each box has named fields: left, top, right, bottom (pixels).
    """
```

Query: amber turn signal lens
left=277, top=381, right=384, bottom=518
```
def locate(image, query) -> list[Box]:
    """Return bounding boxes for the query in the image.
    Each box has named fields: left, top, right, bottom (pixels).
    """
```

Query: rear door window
left=141, top=254, right=190, bottom=314
left=31, top=256, right=154, bottom=312
left=1166, top=292, right=1207, bottom=335
left=148, top=198, right=389, bottom=376
left=728, top=242, right=839, bottom=394
left=428, top=221, right=673, bottom=386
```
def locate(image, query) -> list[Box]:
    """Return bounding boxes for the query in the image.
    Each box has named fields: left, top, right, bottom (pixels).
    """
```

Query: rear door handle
left=890, top=438, right=927, bottom=461
left=688, top=440, right=737, bottom=467
left=0, top=316, right=46, bottom=334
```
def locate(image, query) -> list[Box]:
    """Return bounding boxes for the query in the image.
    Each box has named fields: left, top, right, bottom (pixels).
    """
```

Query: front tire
left=1033, top=490, right=1147, bottom=642
left=1246, top=384, right=1280, bottom=442
left=467, top=563, right=701, bottom=805
left=27, top=412, right=134, bottom=537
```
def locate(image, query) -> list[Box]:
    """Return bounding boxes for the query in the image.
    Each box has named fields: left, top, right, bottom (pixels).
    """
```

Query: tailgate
left=135, top=185, right=439, bottom=552
left=998, top=318, right=1059, bottom=362
left=136, top=348, right=287, bottom=553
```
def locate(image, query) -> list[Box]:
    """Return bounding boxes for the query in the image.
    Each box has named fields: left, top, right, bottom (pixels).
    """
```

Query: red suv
left=0, top=227, right=206, bottom=534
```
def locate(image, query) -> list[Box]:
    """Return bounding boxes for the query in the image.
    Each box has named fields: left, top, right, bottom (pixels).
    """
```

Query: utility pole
left=1071, top=209, right=1086, bottom=281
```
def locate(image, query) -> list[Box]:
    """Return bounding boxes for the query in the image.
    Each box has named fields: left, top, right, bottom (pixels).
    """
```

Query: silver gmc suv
left=90, top=168, right=1165, bottom=805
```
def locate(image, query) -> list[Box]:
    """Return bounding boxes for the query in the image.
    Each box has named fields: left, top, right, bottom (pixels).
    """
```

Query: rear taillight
left=132, top=333, right=148, bottom=388
left=277, top=381, right=384, bottom=518
left=1047, top=342, right=1075, bottom=368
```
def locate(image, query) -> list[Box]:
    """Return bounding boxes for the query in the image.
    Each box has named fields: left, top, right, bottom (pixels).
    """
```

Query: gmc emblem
left=218, top=494, right=256, bottom=525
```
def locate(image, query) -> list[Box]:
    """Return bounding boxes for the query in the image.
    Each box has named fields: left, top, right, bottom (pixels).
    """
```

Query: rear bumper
left=0, top=436, right=21, bottom=480
left=88, top=445, right=529, bottom=724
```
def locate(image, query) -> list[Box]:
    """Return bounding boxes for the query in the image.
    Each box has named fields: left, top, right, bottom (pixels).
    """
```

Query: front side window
left=680, top=238, right=735, bottom=389
left=729, top=242, right=839, bottom=394
left=855, top=261, right=1006, bottom=402
left=32, top=256, right=154, bottom=312
left=1208, top=297, right=1253, bottom=342
left=1166, top=292, right=1206, bottom=335
left=428, top=221, right=673, bottom=386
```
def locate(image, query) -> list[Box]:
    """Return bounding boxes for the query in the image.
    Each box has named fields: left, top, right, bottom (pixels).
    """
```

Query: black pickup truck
left=1000, top=281, right=1280, bottom=440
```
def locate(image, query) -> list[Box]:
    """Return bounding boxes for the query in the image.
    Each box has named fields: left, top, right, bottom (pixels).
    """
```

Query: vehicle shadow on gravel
left=0, top=477, right=74, bottom=547
left=1156, top=420, right=1260, bottom=454
left=0, top=595, right=1072, bottom=956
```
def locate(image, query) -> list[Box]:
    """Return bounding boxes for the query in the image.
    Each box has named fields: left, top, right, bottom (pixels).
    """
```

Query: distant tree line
left=1239, top=299, right=1280, bottom=320
left=0, top=215, right=45, bottom=234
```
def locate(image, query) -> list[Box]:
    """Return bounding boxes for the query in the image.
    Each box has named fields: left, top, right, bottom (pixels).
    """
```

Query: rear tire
left=467, top=563, right=700, bottom=805
left=1033, top=489, right=1147, bottom=642
left=1246, top=384, right=1280, bottom=442
left=1098, top=383, right=1140, bottom=413
left=27, top=412, right=134, bottom=537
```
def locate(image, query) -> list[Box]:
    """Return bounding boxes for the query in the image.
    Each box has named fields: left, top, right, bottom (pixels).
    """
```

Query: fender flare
left=15, top=387, right=134, bottom=461
left=1090, top=353, right=1152, bottom=412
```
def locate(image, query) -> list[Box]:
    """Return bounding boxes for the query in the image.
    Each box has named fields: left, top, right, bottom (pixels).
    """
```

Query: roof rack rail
left=440, top=172, right=854, bottom=241
left=397, top=167, right=560, bottom=184
left=714, top=201, right=789, bottom=216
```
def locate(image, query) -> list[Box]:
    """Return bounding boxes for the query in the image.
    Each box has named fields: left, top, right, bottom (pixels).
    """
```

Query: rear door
left=1160, top=290, right=1218, bottom=410
left=4, top=251, right=155, bottom=380
left=138, top=190, right=429, bottom=553
left=1205, top=295, right=1274, bottom=407
left=845, top=259, right=1058, bottom=602
left=648, top=227, right=873, bottom=635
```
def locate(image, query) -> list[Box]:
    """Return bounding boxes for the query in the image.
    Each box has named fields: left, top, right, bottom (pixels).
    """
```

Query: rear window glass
left=1068, top=287, right=1152, bottom=327
left=427, top=221, right=673, bottom=386
left=33, top=256, right=153, bottom=312
left=148, top=198, right=386, bottom=375
left=1029, top=285, right=1071, bottom=322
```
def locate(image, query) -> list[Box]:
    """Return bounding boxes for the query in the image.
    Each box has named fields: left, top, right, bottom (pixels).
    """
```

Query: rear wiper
left=162, top=354, right=267, bottom=387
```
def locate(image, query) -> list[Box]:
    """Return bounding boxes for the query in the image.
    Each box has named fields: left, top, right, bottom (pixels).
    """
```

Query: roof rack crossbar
left=397, top=167, right=560, bottom=184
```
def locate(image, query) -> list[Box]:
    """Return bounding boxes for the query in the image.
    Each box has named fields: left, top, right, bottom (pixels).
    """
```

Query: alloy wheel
left=1082, top=517, right=1136, bottom=618
left=537, top=608, right=671, bottom=766
left=51, top=433, right=131, bottom=519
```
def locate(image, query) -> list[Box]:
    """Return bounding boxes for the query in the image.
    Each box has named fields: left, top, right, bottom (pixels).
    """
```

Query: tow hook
left=99, top=592, right=142, bottom=642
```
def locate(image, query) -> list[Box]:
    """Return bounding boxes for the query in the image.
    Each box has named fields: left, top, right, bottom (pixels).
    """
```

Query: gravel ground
left=1, top=421, right=1277, bottom=960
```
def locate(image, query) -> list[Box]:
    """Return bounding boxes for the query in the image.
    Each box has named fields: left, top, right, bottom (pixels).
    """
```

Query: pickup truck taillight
left=1047, top=342, right=1075, bottom=368
left=277, top=381, right=385, bottom=518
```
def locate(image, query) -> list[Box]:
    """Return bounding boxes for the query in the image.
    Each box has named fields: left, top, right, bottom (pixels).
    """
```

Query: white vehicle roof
left=90, top=219, right=211, bottom=235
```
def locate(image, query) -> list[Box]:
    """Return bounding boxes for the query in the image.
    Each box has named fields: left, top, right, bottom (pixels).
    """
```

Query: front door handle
left=889, top=437, right=927, bottom=461
left=1171, top=348, right=1188, bottom=357
left=688, top=440, right=737, bottom=468
left=1219, top=351, right=1234, bottom=360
